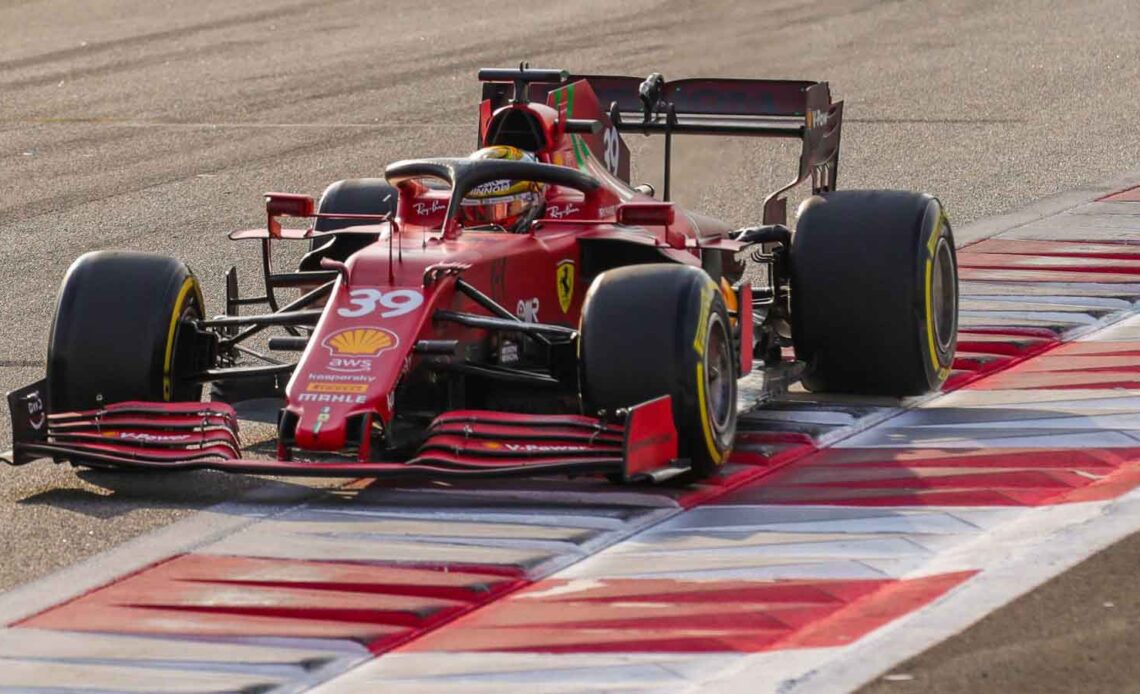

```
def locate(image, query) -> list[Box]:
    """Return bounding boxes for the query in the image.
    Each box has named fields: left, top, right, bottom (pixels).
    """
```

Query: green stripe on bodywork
left=555, top=84, right=586, bottom=169
left=567, top=85, right=586, bottom=168
left=572, top=135, right=587, bottom=169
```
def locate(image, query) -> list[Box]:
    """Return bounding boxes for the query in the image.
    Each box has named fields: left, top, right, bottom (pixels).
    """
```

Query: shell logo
left=322, top=328, right=399, bottom=357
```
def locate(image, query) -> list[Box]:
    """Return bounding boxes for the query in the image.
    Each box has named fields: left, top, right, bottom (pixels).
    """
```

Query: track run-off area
left=1, top=1, right=1139, bottom=692
left=0, top=181, right=1139, bottom=691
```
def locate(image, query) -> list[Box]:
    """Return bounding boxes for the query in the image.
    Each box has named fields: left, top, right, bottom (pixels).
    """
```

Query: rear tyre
left=48, top=251, right=206, bottom=411
left=299, top=178, right=398, bottom=270
left=581, top=264, right=736, bottom=479
left=790, top=190, right=958, bottom=396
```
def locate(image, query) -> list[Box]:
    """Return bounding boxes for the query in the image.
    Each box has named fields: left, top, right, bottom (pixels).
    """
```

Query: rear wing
left=480, top=68, right=843, bottom=224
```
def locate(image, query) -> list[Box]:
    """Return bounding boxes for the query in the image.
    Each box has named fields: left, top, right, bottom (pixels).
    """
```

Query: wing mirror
left=617, top=202, right=684, bottom=250
left=265, top=193, right=316, bottom=238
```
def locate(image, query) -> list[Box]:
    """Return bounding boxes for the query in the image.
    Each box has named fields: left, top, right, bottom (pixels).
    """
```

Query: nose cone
left=291, top=401, right=351, bottom=452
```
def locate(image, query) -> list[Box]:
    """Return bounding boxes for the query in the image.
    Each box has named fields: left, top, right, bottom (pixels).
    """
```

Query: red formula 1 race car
left=4, top=66, right=958, bottom=483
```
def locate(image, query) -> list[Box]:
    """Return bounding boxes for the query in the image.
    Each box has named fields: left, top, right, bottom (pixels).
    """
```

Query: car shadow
left=15, top=436, right=330, bottom=519
left=16, top=470, right=275, bottom=520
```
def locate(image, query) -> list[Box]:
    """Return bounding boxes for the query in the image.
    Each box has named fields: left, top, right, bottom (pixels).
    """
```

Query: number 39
left=337, top=288, right=424, bottom=318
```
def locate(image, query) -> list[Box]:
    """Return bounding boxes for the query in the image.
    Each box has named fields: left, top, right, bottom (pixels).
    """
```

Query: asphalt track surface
left=0, top=0, right=1138, bottom=689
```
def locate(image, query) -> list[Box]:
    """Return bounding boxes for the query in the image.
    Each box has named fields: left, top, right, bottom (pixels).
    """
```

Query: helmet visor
left=460, top=192, right=530, bottom=227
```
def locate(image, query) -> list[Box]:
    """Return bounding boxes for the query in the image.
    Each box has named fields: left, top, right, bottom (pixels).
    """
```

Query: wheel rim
left=931, top=236, right=957, bottom=354
left=704, top=313, right=734, bottom=435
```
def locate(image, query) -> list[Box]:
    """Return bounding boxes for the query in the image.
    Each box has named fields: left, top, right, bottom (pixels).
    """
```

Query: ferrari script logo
left=556, top=259, right=575, bottom=313
left=322, top=328, right=398, bottom=357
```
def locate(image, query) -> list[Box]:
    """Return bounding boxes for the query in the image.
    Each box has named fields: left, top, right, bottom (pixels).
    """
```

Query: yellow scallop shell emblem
left=322, top=328, right=398, bottom=356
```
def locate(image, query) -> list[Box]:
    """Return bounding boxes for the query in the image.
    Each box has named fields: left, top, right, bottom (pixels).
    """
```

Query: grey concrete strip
left=954, top=167, right=1140, bottom=246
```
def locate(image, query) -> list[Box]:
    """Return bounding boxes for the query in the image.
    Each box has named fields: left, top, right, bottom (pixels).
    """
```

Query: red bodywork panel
left=6, top=75, right=756, bottom=482
left=274, top=78, right=739, bottom=457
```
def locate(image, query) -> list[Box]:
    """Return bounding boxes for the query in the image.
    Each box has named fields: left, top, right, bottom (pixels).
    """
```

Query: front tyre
left=791, top=191, right=958, bottom=396
left=299, top=178, right=399, bottom=270
left=48, top=251, right=206, bottom=411
left=580, top=264, right=737, bottom=479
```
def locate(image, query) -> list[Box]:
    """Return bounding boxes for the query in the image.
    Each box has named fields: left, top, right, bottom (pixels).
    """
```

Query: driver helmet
left=460, top=145, right=544, bottom=230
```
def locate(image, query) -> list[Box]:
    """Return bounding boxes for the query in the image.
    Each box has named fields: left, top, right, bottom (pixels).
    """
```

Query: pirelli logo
left=306, top=382, right=368, bottom=394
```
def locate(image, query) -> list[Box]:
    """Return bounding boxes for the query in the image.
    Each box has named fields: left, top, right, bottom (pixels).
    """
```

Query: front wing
left=3, top=381, right=688, bottom=483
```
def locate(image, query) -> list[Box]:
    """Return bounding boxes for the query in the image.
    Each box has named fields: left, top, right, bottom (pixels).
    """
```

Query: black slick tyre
left=790, top=190, right=958, bottom=396
left=48, top=251, right=206, bottom=411
left=580, top=264, right=737, bottom=479
left=299, top=178, right=398, bottom=270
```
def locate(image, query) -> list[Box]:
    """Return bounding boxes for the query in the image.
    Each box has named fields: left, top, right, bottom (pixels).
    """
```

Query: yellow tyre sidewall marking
left=695, top=292, right=724, bottom=467
left=692, top=282, right=715, bottom=356
left=163, top=278, right=201, bottom=401
left=924, top=213, right=949, bottom=379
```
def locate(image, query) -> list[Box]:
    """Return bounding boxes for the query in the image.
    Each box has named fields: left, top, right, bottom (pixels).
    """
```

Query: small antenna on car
left=388, top=217, right=395, bottom=284
left=512, top=61, right=530, bottom=105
